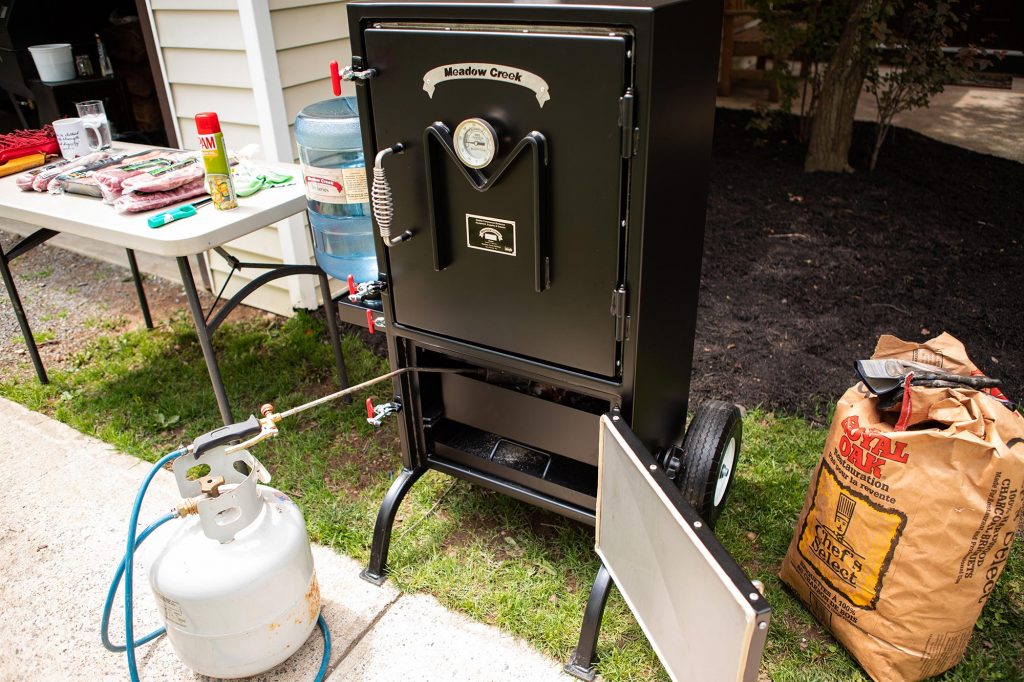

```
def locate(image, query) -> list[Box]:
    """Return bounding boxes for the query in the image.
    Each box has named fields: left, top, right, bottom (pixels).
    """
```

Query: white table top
left=0, top=143, right=306, bottom=258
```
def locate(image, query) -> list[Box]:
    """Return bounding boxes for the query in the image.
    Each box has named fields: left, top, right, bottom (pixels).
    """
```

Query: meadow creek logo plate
left=423, top=64, right=550, bottom=107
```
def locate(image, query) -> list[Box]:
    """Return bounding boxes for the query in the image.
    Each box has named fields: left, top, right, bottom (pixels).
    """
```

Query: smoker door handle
left=423, top=124, right=549, bottom=291
left=527, top=133, right=549, bottom=293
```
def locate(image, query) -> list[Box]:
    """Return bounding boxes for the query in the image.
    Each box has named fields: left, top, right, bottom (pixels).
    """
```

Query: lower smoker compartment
left=439, top=371, right=603, bottom=466
left=413, top=349, right=610, bottom=517
left=429, top=420, right=598, bottom=515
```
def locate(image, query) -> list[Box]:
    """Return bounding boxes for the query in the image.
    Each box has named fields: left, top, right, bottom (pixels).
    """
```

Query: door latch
left=330, top=60, right=377, bottom=95
left=366, top=397, right=402, bottom=426
left=342, top=65, right=377, bottom=81
left=610, top=285, right=628, bottom=341
left=347, top=275, right=385, bottom=303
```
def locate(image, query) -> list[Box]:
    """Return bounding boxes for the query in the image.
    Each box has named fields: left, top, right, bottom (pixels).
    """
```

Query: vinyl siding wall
left=149, top=0, right=353, bottom=316
left=271, top=0, right=352, bottom=302
left=270, top=0, right=353, bottom=161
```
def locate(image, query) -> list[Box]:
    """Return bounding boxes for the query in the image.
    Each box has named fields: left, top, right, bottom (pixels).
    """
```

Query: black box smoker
left=342, top=0, right=772, bottom=678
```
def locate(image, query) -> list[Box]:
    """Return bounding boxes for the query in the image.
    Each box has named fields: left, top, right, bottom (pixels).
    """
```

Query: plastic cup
left=28, top=44, right=75, bottom=83
left=75, top=100, right=112, bottom=150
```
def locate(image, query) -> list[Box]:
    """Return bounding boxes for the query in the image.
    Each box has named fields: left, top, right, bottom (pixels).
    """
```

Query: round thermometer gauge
left=453, top=118, right=498, bottom=169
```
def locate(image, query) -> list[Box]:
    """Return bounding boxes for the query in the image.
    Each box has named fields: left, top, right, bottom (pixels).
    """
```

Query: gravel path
left=0, top=229, right=259, bottom=382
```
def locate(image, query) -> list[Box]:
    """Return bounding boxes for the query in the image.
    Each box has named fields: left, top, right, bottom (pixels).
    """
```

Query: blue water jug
left=295, top=97, right=377, bottom=283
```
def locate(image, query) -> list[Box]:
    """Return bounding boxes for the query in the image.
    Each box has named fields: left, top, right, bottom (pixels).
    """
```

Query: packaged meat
left=113, top=177, right=207, bottom=213
left=120, top=158, right=203, bottom=194
left=32, top=150, right=108, bottom=191
left=47, top=154, right=130, bottom=195
left=92, top=152, right=183, bottom=203
left=17, top=158, right=70, bottom=191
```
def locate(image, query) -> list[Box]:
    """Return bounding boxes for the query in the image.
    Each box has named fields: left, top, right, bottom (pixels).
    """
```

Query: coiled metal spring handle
left=372, top=144, right=412, bottom=246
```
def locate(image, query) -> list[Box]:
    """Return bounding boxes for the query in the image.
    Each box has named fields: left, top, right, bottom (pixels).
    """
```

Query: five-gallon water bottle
left=295, top=97, right=377, bottom=283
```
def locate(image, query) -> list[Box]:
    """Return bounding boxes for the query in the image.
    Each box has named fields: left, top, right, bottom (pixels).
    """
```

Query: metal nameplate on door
left=595, top=414, right=771, bottom=682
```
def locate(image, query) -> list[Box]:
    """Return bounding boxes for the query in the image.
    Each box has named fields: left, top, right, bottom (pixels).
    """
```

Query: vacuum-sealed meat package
left=120, top=158, right=203, bottom=194
left=113, top=178, right=207, bottom=213
left=31, top=151, right=109, bottom=192
left=17, top=158, right=70, bottom=191
left=47, top=154, right=134, bottom=195
left=92, top=152, right=185, bottom=203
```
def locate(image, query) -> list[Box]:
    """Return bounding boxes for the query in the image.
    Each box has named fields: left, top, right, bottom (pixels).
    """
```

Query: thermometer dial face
left=453, top=118, right=497, bottom=169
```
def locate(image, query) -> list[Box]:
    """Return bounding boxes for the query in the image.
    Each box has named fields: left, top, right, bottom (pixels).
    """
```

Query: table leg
left=318, top=271, right=349, bottom=392
left=0, top=246, right=47, bottom=383
left=177, top=256, right=233, bottom=425
left=125, top=249, right=153, bottom=330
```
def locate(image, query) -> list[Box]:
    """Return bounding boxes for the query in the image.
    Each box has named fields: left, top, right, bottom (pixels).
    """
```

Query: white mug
left=52, top=117, right=89, bottom=159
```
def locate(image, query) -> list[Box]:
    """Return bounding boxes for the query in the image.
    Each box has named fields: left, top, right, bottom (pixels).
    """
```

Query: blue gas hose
left=123, top=447, right=187, bottom=682
left=107, top=445, right=331, bottom=681
left=101, top=513, right=175, bottom=652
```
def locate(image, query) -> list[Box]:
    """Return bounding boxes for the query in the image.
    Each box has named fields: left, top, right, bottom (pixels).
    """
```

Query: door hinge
left=619, top=89, right=637, bottom=159
left=611, top=285, right=628, bottom=341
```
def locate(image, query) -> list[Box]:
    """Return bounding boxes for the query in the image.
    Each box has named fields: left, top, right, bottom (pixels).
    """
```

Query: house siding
left=149, top=1, right=298, bottom=316
left=271, top=2, right=352, bottom=162
left=271, top=0, right=352, bottom=303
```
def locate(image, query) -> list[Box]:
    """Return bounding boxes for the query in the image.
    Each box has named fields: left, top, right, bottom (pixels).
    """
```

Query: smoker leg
left=0, top=247, right=47, bottom=383
left=178, top=256, right=233, bottom=425
left=564, top=564, right=614, bottom=681
left=360, top=466, right=426, bottom=586
left=126, top=249, right=153, bottom=330
left=318, top=271, right=349, bottom=395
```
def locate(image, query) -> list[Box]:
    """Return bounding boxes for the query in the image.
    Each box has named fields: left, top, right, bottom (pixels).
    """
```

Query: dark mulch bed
left=689, top=108, right=1023, bottom=415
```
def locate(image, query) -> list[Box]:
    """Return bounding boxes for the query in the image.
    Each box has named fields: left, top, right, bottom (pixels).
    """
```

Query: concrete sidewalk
left=718, top=76, right=1024, bottom=163
left=0, top=397, right=573, bottom=682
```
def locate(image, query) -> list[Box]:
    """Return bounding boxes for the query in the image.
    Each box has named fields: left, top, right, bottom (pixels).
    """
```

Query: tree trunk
left=805, top=0, right=882, bottom=172
left=869, top=122, right=888, bottom=172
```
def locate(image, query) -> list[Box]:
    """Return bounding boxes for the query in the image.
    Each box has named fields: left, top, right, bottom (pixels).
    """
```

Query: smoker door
left=363, top=26, right=629, bottom=377
left=596, top=414, right=771, bottom=682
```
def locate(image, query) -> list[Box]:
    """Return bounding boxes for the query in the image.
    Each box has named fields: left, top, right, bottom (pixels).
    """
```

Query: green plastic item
left=232, top=166, right=294, bottom=197
left=147, top=197, right=213, bottom=228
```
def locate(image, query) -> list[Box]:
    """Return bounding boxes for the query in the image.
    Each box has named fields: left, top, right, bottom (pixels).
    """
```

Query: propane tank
left=148, top=445, right=319, bottom=679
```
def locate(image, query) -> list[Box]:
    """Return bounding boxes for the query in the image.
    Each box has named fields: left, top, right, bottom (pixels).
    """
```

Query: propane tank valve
left=199, top=475, right=226, bottom=498
left=223, top=405, right=281, bottom=454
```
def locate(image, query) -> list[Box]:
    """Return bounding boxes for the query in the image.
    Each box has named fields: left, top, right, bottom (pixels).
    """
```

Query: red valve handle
left=329, top=60, right=342, bottom=96
left=366, top=397, right=375, bottom=419
left=347, top=274, right=358, bottom=296
left=366, top=309, right=375, bottom=334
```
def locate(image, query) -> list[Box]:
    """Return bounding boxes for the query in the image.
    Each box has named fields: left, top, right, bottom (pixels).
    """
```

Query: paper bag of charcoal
left=779, top=332, right=1024, bottom=681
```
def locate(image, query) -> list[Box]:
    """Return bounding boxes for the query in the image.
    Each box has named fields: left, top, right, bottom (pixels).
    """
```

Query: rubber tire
left=678, top=400, right=743, bottom=529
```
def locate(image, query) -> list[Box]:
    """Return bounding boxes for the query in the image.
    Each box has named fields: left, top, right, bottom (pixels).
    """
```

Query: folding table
left=0, top=144, right=348, bottom=425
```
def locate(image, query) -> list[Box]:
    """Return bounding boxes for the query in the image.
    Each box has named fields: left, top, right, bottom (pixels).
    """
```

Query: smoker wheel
left=678, top=400, right=743, bottom=529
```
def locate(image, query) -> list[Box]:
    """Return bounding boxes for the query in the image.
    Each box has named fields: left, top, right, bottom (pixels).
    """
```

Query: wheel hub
left=714, top=437, right=736, bottom=506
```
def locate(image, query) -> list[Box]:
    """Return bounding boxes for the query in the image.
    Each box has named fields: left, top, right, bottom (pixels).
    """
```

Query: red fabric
left=895, top=373, right=915, bottom=432
left=0, top=125, right=59, bottom=163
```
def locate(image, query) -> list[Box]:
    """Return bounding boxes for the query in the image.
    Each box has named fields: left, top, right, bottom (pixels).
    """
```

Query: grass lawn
left=2, top=312, right=1020, bottom=681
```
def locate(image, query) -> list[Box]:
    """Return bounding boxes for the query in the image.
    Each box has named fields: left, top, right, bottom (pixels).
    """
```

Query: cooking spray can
left=195, top=112, right=238, bottom=210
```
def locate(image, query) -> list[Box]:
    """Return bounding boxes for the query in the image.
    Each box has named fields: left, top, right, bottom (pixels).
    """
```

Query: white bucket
left=28, top=44, right=75, bottom=83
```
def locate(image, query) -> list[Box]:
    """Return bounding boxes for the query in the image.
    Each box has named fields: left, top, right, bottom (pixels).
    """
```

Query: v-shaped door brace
left=423, top=122, right=551, bottom=292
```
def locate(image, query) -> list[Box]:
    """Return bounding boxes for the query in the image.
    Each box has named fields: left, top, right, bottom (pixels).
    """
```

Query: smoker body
left=343, top=1, right=767, bottom=678
left=349, top=0, right=722, bottom=521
